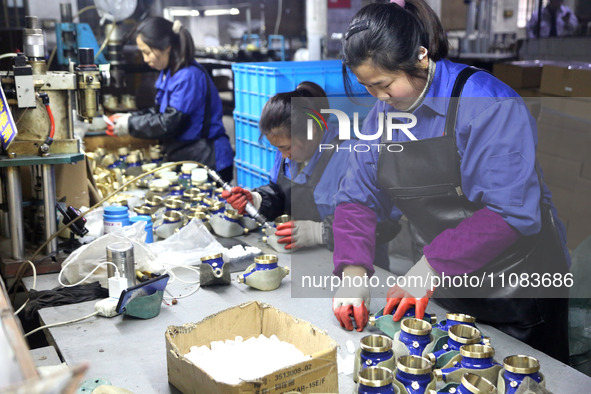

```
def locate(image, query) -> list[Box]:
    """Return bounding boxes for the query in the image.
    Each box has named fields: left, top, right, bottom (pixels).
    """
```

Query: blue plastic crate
left=232, top=60, right=373, bottom=188
left=235, top=159, right=272, bottom=189
left=233, top=113, right=277, bottom=174
left=232, top=60, right=369, bottom=119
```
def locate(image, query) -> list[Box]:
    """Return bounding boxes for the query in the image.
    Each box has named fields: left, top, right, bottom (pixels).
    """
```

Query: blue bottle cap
left=130, top=215, right=152, bottom=224
left=105, top=205, right=128, bottom=214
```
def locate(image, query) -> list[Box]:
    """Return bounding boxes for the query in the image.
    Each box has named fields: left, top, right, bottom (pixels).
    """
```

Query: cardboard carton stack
left=494, top=60, right=591, bottom=250
left=493, top=60, right=548, bottom=96
left=537, top=61, right=591, bottom=249
left=536, top=96, right=591, bottom=250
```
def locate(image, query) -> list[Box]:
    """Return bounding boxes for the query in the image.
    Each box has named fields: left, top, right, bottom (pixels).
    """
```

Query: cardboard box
left=545, top=183, right=575, bottom=223
left=540, top=63, right=591, bottom=97
left=582, top=159, right=591, bottom=181
left=567, top=213, right=591, bottom=249
left=494, top=61, right=547, bottom=89
left=538, top=96, right=591, bottom=123
left=166, top=301, right=339, bottom=394
left=537, top=121, right=591, bottom=162
left=573, top=177, right=591, bottom=209
left=537, top=152, right=581, bottom=191
left=440, top=0, right=468, bottom=30
left=515, top=88, right=542, bottom=98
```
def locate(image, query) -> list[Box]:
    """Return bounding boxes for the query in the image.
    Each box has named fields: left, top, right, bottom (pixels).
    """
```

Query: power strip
left=94, top=297, right=120, bottom=318
left=95, top=275, right=128, bottom=318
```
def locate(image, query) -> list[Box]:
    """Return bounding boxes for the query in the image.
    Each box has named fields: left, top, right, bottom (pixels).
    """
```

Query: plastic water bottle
left=103, top=205, right=130, bottom=234
left=130, top=215, right=154, bottom=243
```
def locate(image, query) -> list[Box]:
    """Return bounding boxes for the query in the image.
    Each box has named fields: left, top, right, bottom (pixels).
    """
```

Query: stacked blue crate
left=232, top=60, right=370, bottom=188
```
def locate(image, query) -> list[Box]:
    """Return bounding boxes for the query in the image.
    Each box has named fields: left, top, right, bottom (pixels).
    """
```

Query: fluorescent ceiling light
left=170, top=9, right=200, bottom=17
left=203, top=8, right=240, bottom=16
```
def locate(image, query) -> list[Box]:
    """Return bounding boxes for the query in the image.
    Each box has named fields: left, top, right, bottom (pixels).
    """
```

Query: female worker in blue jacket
left=223, top=82, right=397, bottom=255
left=108, top=17, right=234, bottom=182
left=332, top=0, right=570, bottom=362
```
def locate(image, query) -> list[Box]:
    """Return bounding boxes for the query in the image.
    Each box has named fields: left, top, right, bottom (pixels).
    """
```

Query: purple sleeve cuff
left=424, top=207, right=520, bottom=276
left=333, top=203, right=377, bottom=276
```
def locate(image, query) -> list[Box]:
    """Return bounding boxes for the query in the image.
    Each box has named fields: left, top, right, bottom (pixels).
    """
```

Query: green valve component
left=432, top=347, right=461, bottom=369
left=123, top=290, right=165, bottom=319
left=432, top=382, right=460, bottom=393
left=372, top=307, right=447, bottom=344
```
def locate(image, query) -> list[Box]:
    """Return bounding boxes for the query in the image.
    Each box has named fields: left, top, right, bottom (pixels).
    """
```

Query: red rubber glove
left=384, top=287, right=432, bottom=321
left=383, top=255, right=438, bottom=321
left=333, top=300, right=369, bottom=332
left=275, top=221, right=324, bottom=250
left=221, top=186, right=252, bottom=214
left=332, top=266, right=370, bottom=332
left=106, top=114, right=124, bottom=136
left=275, top=221, right=295, bottom=249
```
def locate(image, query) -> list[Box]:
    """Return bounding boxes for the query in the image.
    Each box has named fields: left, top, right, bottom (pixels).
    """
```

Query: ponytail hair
left=136, top=17, right=195, bottom=76
left=259, top=81, right=329, bottom=140
left=342, top=0, right=448, bottom=96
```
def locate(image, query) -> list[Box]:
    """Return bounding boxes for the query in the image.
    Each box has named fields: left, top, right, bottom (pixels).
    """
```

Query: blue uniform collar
left=155, top=61, right=200, bottom=87
left=421, top=59, right=458, bottom=116
left=155, top=69, right=169, bottom=89
left=419, top=59, right=466, bottom=115
left=395, top=59, right=469, bottom=117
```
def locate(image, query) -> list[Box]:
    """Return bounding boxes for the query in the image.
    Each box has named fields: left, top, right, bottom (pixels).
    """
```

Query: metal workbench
left=23, top=235, right=591, bottom=393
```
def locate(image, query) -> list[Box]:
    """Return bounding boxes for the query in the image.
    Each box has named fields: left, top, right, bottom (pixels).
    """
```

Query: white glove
left=399, top=255, right=439, bottom=298
left=385, top=255, right=439, bottom=321
left=333, top=274, right=371, bottom=332
left=250, top=191, right=262, bottom=210
left=274, top=220, right=324, bottom=250
left=113, top=113, right=131, bottom=136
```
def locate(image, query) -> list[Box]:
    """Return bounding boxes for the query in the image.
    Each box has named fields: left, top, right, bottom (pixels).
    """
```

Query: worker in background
left=223, top=82, right=398, bottom=257
left=332, top=0, right=570, bottom=363
left=107, top=17, right=234, bottom=182
left=222, top=82, right=351, bottom=251
left=526, top=0, right=578, bottom=38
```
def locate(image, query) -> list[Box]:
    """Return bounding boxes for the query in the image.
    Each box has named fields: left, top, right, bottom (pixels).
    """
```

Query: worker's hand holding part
left=384, top=255, right=438, bottom=321
left=106, top=113, right=131, bottom=137
left=275, top=220, right=324, bottom=250
left=333, top=265, right=370, bottom=332
left=221, top=187, right=262, bottom=215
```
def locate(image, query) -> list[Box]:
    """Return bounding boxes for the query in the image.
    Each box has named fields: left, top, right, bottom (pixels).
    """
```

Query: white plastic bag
left=60, top=221, right=159, bottom=287
left=149, top=219, right=226, bottom=267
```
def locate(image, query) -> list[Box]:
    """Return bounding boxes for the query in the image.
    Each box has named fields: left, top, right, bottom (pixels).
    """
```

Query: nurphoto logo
left=306, top=108, right=418, bottom=153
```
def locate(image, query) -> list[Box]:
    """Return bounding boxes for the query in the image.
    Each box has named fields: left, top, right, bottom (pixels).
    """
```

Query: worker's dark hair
left=136, top=17, right=194, bottom=76
left=259, top=81, right=329, bottom=140
left=342, top=0, right=448, bottom=96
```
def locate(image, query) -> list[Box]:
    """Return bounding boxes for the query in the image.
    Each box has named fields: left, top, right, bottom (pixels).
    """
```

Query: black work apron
left=276, top=136, right=341, bottom=222
left=375, top=67, right=569, bottom=361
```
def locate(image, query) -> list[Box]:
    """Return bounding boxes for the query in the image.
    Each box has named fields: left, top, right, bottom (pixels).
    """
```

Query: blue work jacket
left=336, top=59, right=567, bottom=245
left=155, top=61, right=233, bottom=171
left=270, top=126, right=356, bottom=220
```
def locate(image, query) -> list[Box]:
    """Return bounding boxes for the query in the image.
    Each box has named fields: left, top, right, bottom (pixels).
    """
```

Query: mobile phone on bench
left=115, top=274, right=170, bottom=314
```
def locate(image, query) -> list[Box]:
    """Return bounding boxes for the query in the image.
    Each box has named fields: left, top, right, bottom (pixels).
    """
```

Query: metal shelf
left=0, top=153, right=84, bottom=168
